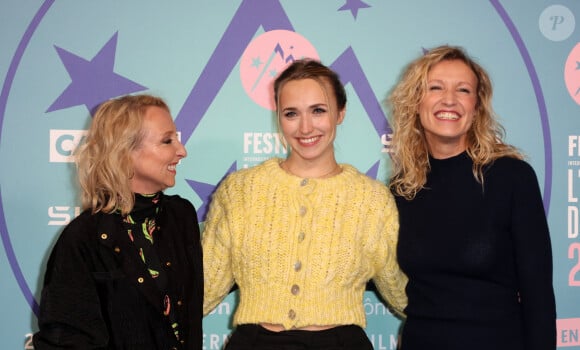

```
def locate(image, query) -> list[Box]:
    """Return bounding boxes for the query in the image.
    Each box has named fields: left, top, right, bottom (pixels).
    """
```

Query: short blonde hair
left=387, top=45, right=522, bottom=199
left=76, top=94, right=169, bottom=215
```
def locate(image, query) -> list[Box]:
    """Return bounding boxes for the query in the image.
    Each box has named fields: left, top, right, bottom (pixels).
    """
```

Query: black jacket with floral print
left=33, top=194, right=203, bottom=350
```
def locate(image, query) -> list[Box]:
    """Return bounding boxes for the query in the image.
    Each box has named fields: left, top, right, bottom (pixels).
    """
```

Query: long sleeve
left=35, top=197, right=204, bottom=349
left=202, top=180, right=236, bottom=315
left=396, top=152, right=556, bottom=349
left=202, top=158, right=406, bottom=328
left=372, top=189, right=408, bottom=317
left=510, top=161, right=556, bottom=349
left=33, top=217, right=109, bottom=349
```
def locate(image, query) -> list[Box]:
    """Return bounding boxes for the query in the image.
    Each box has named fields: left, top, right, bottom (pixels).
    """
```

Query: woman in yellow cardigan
left=203, top=59, right=407, bottom=350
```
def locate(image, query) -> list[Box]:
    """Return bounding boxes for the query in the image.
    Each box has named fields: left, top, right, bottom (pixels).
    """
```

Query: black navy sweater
left=395, top=152, right=556, bottom=350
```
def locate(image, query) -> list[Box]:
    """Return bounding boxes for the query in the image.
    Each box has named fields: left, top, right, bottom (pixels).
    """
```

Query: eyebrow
left=159, top=130, right=177, bottom=137
left=428, top=79, right=475, bottom=86
left=282, top=103, right=329, bottom=109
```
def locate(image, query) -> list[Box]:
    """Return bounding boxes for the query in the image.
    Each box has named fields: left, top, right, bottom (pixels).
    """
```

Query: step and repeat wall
left=1, top=0, right=579, bottom=349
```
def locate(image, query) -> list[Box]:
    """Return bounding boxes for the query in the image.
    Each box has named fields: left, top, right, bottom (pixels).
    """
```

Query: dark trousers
left=224, top=324, right=373, bottom=350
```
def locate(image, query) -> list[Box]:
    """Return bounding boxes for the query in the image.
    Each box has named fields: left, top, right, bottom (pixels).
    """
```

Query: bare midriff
left=259, top=323, right=338, bottom=332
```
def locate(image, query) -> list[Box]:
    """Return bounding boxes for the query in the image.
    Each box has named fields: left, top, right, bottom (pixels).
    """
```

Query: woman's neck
left=427, top=143, right=467, bottom=160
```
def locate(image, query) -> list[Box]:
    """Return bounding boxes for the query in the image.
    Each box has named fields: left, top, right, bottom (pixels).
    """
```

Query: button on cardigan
left=203, top=158, right=407, bottom=329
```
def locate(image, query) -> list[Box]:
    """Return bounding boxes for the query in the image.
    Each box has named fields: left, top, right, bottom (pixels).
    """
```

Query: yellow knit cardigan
left=203, top=158, right=407, bottom=329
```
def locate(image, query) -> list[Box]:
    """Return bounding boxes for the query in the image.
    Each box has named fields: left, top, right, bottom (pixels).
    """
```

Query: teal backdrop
left=1, top=1, right=579, bottom=349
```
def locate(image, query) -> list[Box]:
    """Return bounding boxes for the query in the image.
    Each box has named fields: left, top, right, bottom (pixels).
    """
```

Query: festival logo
left=239, top=30, right=319, bottom=110
left=565, top=43, right=580, bottom=106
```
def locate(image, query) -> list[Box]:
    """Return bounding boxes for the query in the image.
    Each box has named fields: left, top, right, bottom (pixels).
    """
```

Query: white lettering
left=252, top=133, right=263, bottom=154
left=208, top=301, right=232, bottom=315
left=49, top=129, right=87, bottom=163
left=569, top=169, right=579, bottom=203
left=368, top=333, right=398, bottom=350
left=202, top=333, right=230, bottom=350
left=381, top=133, right=393, bottom=153
left=48, top=206, right=81, bottom=226
left=243, top=132, right=287, bottom=155
left=569, top=135, right=580, bottom=157
left=364, top=297, right=392, bottom=315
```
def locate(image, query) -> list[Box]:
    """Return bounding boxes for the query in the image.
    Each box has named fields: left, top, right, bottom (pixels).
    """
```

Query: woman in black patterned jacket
left=33, top=94, right=203, bottom=350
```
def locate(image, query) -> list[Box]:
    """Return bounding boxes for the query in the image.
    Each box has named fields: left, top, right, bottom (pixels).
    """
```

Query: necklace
left=280, top=161, right=341, bottom=179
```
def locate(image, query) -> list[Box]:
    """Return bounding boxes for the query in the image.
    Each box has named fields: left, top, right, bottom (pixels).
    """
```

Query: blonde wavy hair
left=387, top=45, right=523, bottom=200
left=75, top=94, right=169, bottom=215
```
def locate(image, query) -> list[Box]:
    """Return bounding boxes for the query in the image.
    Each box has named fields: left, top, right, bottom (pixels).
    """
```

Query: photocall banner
left=1, top=1, right=579, bottom=349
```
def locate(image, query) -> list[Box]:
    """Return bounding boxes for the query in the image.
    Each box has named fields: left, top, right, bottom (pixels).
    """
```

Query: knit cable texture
left=203, top=158, right=407, bottom=329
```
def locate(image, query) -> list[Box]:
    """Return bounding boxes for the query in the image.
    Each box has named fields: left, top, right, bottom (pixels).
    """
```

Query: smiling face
left=419, top=59, right=478, bottom=158
left=278, top=78, right=345, bottom=170
left=129, top=106, right=187, bottom=194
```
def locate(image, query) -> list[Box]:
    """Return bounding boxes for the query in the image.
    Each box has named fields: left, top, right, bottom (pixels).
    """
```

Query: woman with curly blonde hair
left=387, top=45, right=556, bottom=349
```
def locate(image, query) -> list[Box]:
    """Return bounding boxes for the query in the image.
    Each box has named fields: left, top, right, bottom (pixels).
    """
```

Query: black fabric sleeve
left=510, top=161, right=557, bottom=350
left=33, top=216, right=109, bottom=349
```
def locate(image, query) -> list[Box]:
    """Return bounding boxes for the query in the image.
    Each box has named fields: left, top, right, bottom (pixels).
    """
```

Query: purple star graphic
left=365, top=160, right=380, bottom=180
left=46, top=32, right=147, bottom=115
left=338, top=0, right=371, bottom=19
left=186, top=161, right=237, bottom=222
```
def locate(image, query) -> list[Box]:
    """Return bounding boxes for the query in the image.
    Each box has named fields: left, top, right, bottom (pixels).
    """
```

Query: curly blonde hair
left=387, top=45, right=523, bottom=200
left=75, top=94, right=169, bottom=215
